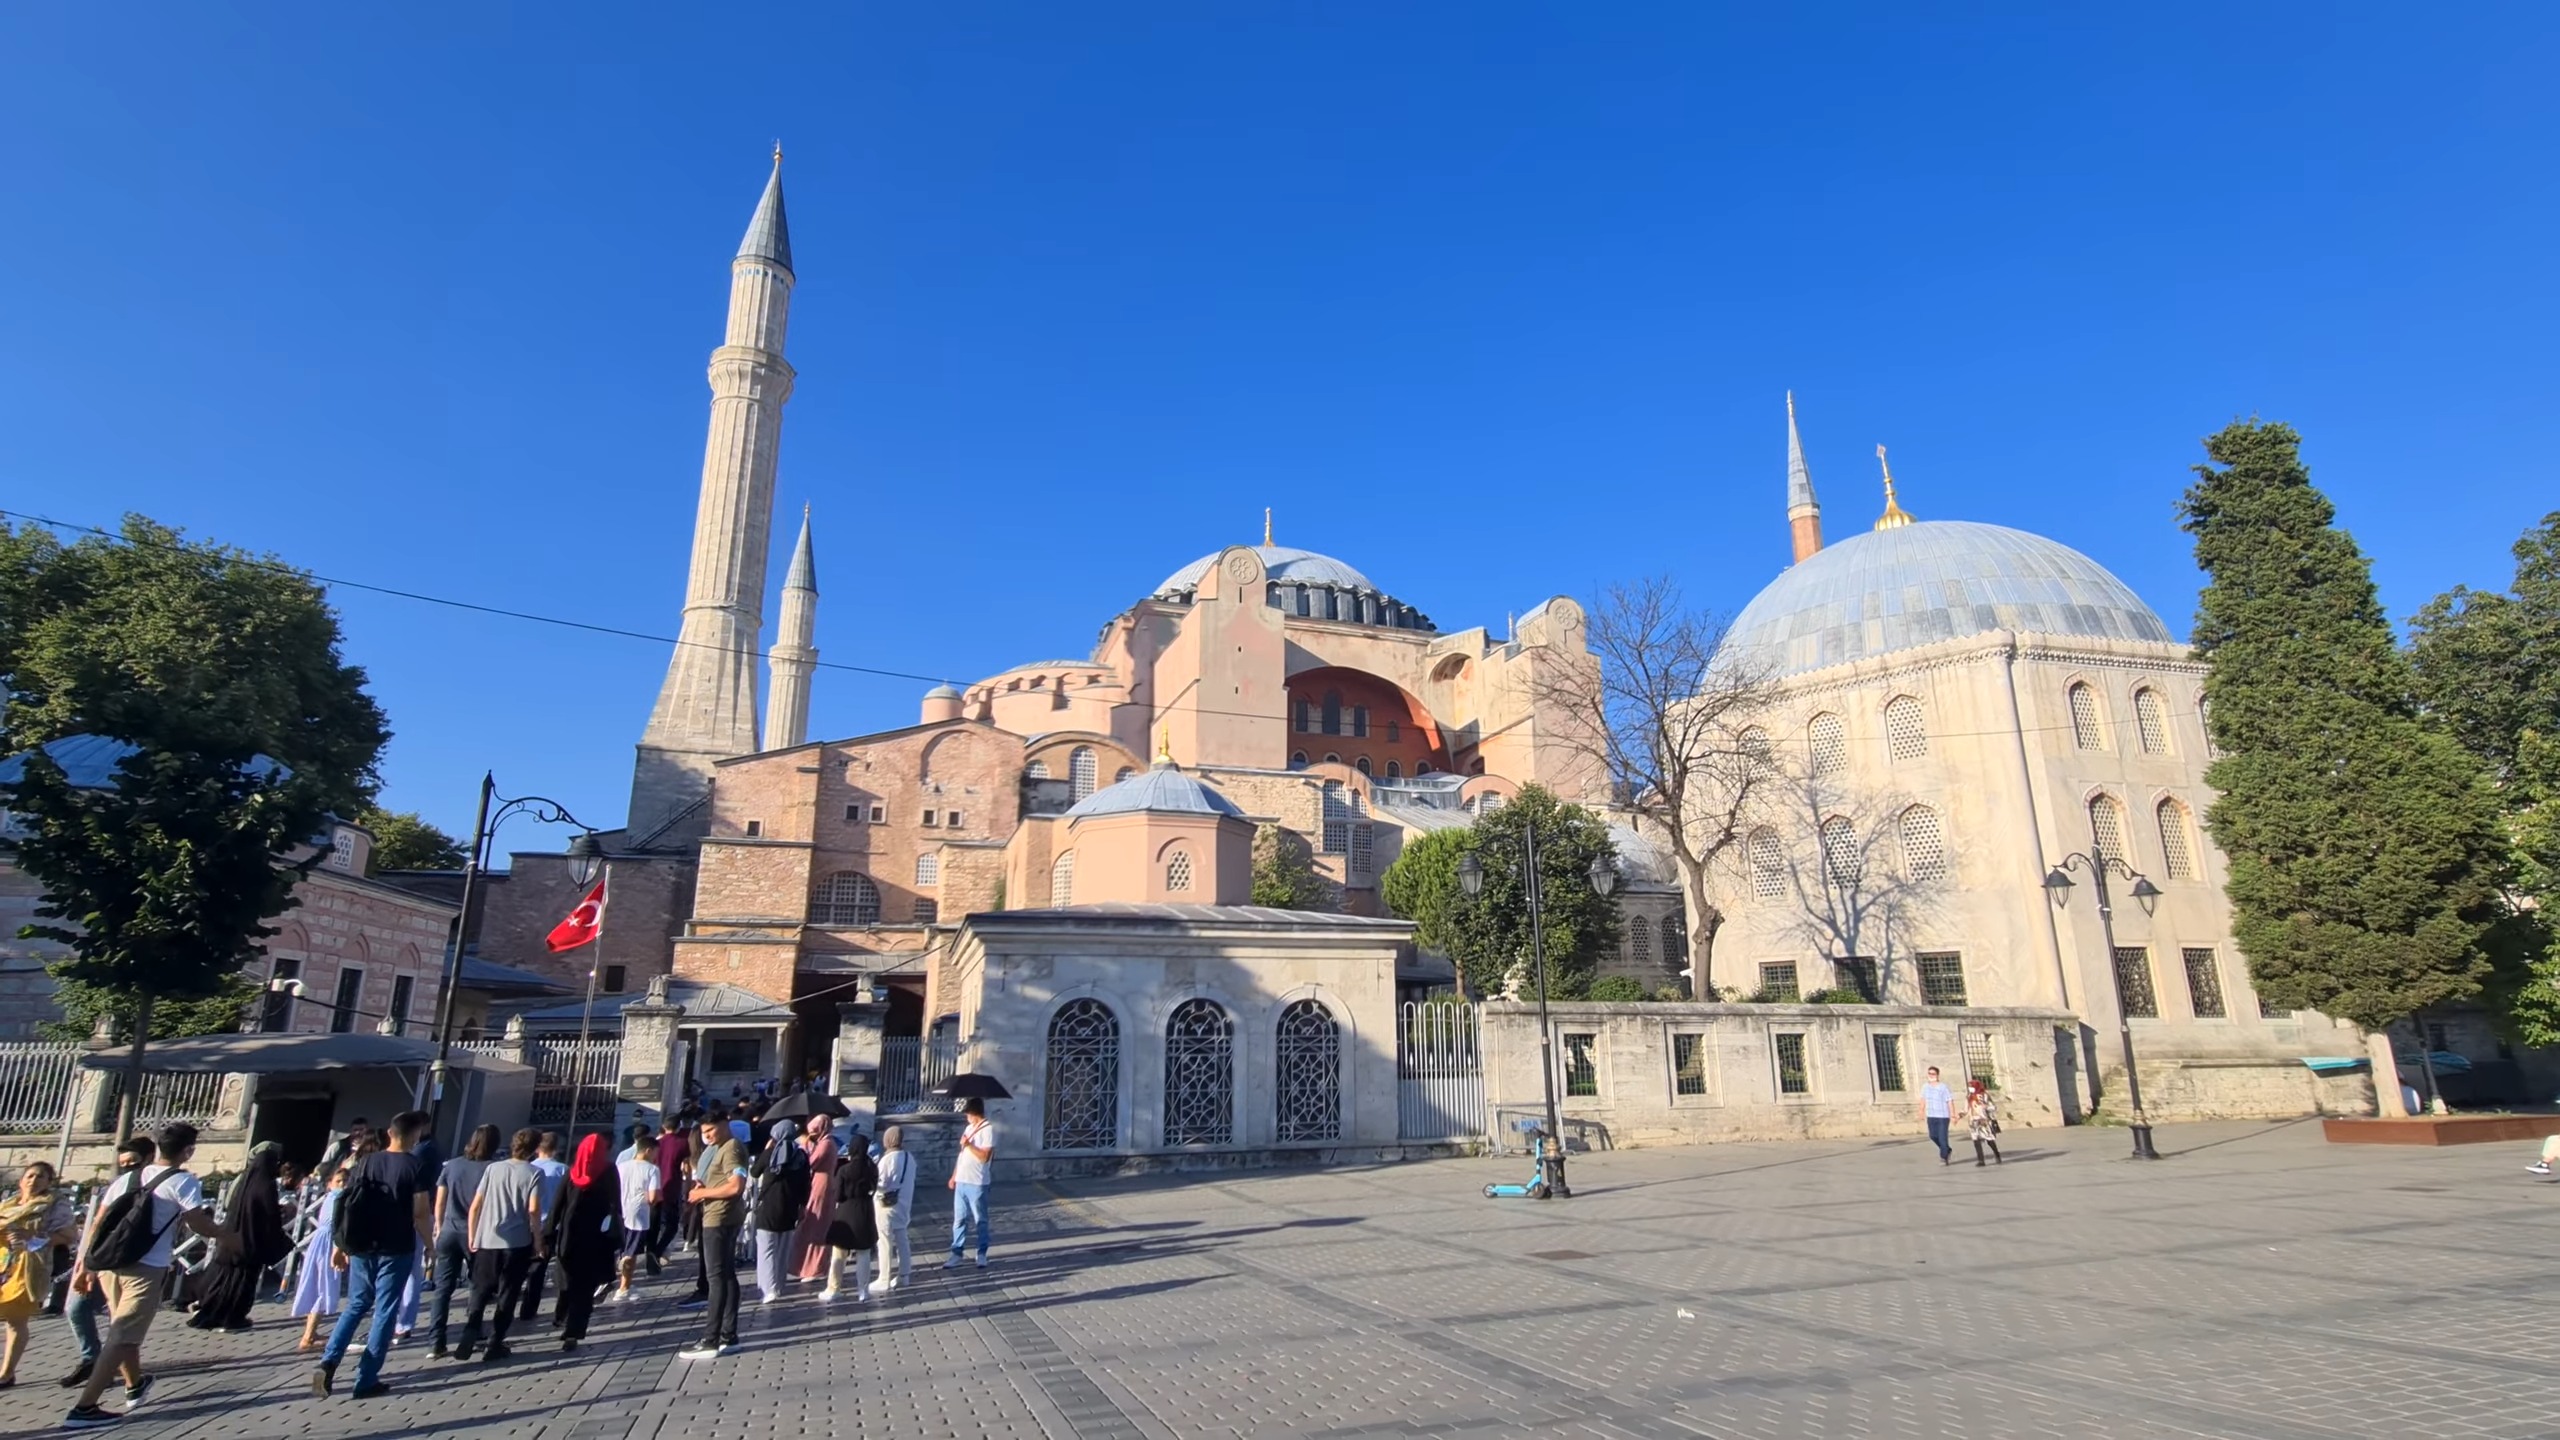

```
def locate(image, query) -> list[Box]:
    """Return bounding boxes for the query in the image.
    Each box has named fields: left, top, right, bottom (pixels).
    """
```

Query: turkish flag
left=546, top=879, right=608, bottom=953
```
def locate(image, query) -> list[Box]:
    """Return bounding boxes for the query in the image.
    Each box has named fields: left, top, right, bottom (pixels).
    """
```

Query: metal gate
left=1397, top=1001, right=1485, bottom=1141
left=528, top=1039, right=621, bottom=1129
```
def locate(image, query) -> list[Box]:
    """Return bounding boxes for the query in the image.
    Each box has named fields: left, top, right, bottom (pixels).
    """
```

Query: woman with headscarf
left=0, top=1161, right=76, bottom=1386
left=790, top=1116, right=839, bottom=1283
left=551, top=1133, right=623, bottom=1352
left=1966, top=1078, right=2003, bottom=1167
left=187, top=1142, right=291, bottom=1331
left=820, top=1125, right=880, bottom=1303
left=749, top=1120, right=810, bottom=1304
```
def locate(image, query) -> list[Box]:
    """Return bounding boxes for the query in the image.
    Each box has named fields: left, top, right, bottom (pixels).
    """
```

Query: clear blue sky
left=3, top=6, right=2552, bottom=843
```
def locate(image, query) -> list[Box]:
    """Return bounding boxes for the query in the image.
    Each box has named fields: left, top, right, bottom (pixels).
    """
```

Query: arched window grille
left=1289, top=751, right=1308, bottom=769
left=1161, top=999, right=1233, bottom=1146
left=2135, top=688, right=2173, bottom=756
left=1069, top=746, right=1098, bottom=801
left=1476, top=791, right=1501, bottom=812
left=1739, top=725, right=1772, bottom=760
left=1050, top=850, right=1076, bottom=906
left=914, top=853, right=939, bottom=886
left=812, top=871, right=881, bottom=926
left=2089, top=794, right=2130, bottom=865
left=2156, top=799, right=2199, bottom=880
left=2069, top=684, right=2108, bottom=751
left=1748, top=829, right=1786, bottom=899
left=1275, top=1000, right=1342, bottom=1142
left=1819, top=815, right=1863, bottom=890
left=1898, top=804, right=1946, bottom=884
left=1661, top=915, right=1686, bottom=968
left=1631, top=922, right=1651, bottom=966
left=1166, top=849, right=1194, bottom=892
left=1320, top=782, right=1350, bottom=854
left=1042, top=999, right=1119, bottom=1150
left=1884, top=696, right=1928, bottom=761
left=1809, top=714, right=1848, bottom=775
left=1115, top=767, right=1135, bottom=784
left=1025, top=761, right=1050, bottom=780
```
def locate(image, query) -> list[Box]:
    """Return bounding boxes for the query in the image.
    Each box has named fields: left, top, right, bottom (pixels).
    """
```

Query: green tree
left=352, top=805, right=467, bottom=872
left=0, top=517, right=389, bottom=1130
left=2409, top=511, right=2560, bottom=1040
left=1379, top=785, right=1619, bottom=999
left=1249, top=823, right=1334, bottom=910
left=2179, top=422, right=2516, bottom=1029
left=41, top=974, right=258, bottom=1044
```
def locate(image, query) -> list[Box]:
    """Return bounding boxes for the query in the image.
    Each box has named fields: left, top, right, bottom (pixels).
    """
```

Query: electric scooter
left=1484, top=1118, right=1559, bottom=1199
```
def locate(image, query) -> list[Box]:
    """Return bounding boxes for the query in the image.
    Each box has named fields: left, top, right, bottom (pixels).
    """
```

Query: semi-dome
left=1724, top=520, right=2174, bottom=678
left=1153, top=545, right=1379, bottom=599
left=1062, top=760, right=1246, bottom=822
left=1150, top=544, right=1434, bottom=631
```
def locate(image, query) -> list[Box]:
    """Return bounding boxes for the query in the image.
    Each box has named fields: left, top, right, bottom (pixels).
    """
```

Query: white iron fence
left=0, top=1041, right=79, bottom=1134
left=529, top=1039, right=622, bottom=1129
left=107, top=1069, right=228, bottom=1132
left=1397, top=1001, right=1486, bottom=1141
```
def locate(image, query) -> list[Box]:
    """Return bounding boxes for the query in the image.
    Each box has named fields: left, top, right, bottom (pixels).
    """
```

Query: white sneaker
left=853, top=1291, right=871, bottom=1303
left=2529, top=1161, right=2551, bottom=1174
left=676, top=1344, right=722, bottom=1361
left=818, top=1289, right=839, bottom=1303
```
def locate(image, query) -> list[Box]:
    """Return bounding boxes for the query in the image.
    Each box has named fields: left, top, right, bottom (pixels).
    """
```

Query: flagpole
left=566, top=869, right=609, bottom=1140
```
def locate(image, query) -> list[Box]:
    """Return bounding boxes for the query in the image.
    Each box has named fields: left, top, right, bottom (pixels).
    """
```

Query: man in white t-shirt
left=65, top=1122, right=217, bottom=1429
left=614, top=1125, right=662, bottom=1301
left=942, top=1099, right=995, bottom=1270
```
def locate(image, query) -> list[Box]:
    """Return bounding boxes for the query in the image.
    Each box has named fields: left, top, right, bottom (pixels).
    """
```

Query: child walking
left=290, top=1164, right=348, bottom=1351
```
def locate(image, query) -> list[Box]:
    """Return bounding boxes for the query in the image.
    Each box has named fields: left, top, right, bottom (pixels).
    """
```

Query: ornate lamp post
left=1457, top=832, right=1619, bottom=1200
left=2042, top=852, right=2165, bottom=1160
left=423, top=772, right=597, bottom=1113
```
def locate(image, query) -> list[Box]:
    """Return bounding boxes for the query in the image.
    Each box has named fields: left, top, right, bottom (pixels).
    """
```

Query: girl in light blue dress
left=291, top=1164, right=346, bottom=1350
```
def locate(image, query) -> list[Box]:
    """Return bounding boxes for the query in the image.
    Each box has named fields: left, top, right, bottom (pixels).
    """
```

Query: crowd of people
left=0, top=1090, right=999, bottom=1429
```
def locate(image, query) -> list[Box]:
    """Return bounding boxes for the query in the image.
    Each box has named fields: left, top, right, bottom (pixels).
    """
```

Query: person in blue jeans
left=314, top=1110, right=433, bottom=1400
left=943, top=1099, right=995, bottom=1269
left=1918, top=1067, right=1955, bottom=1165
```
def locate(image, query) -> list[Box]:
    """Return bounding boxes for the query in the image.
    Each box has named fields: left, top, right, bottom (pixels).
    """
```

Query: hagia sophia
left=461, top=154, right=2368, bottom=1140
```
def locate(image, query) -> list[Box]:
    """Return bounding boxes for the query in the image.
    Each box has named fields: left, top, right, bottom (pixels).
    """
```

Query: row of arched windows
left=1290, top=752, right=1434, bottom=777
left=1746, top=804, right=1950, bottom=899
left=2090, top=792, right=2202, bottom=881
left=2070, top=682, right=2179, bottom=757
left=1761, top=682, right=2185, bottom=775
left=1043, top=996, right=1343, bottom=1150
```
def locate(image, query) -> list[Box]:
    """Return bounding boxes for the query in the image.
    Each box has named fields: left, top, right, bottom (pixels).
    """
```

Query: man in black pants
left=675, top=1114, right=747, bottom=1360
left=455, top=1129, right=545, bottom=1363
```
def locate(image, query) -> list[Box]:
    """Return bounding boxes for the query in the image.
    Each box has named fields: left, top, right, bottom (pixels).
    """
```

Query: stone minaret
left=1786, top=391, right=1824, bottom=564
left=764, top=507, right=818, bottom=750
left=631, top=151, right=798, bottom=835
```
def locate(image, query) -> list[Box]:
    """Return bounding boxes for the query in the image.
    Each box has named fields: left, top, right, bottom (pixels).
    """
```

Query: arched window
left=1477, top=792, right=1503, bottom=813
left=2069, top=684, right=2108, bottom=751
left=1661, top=915, right=1686, bottom=969
left=812, top=871, right=881, bottom=926
left=1115, top=767, right=1135, bottom=784
left=1809, top=714, right=1848, bottom=775
left=1819, top=815, right=1862, bottom=889
left=1050, top=851, right=1076, bottom=906
left=2089, top=794, right=2130, bottom=865
left=1630, top=922, right=1651, bottom=966
left=1898, top=804, right=1946, bottom=884
left=1289, top=751, right=1308, bottom=769
left=2135, top=688, right=2173, bottom=756
left=1355, top=756, right=1372, bottom=776
left=1025, top=760, right=1050, bottom=780
left=1275, top=999, right=1342, bottom=1142
left=1321, top=783, right=1350, bottom=853
left=1884, top=696, right=1927, bottom=761
left=1351, top=706, right=1369, bottom=738
left=1294, top=699, right=1312, bottom=732
left=2156, top=798, right=2199, bottom=880
left=1748, top=828, right=1786, bottom=899
left=1295, top=587, right=1312, bottom=617
left=914, top=853, right=939, bottom=886
left=1323, top=752, right=1341, bottom=765
left=1042, top=999, right=1119, bottom=1150
left=1386, top=721, right=1401, bottom=743
left=1069, top=746, right=1098, bottom=801
left=1385, top=760, right=1401, bottom=779
left=1162, top=999, right=1233, bottom=1146
left=1322, top=691, right=1343, bottom=735
left=1165, top=848, right=1194, bottom=892
left=1739, top=725, right=1772, bottom=760
left=1415, top=762, right=1433, bottom=775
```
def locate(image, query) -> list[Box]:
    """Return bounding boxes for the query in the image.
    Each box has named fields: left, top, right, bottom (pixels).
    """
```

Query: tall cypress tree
left=2179, top=421, right=2514, bottom=1029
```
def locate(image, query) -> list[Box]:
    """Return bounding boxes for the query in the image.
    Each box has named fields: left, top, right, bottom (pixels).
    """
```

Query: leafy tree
left=0, top=517, right=389, bottom=1131
left=1249, top=823, right=1334, bottom=911
left=1585, top=975, right=1648, bottom=1003
left=2179, top=422, right=2516, bottom=1029
left=1379, top=785, right=1619, bottom=1000
left=353, top=805, right=467, bottom=872
left=41, top=973, right=258, bottom=1044
left=2410, top=511, right=2560, bottom=1040
left=1532, top=577, right=1777, bottom=997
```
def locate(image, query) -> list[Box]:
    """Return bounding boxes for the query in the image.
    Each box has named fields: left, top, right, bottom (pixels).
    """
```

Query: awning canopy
left=80, top=1032, right=530, bottom=1076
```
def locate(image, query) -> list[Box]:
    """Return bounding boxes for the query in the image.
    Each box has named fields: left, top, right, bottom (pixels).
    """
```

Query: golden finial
left=772, top=139, right=783, bottom=166
left=1874, top=444, right=1915, bottom=531
left=1157, top=725, right=1174, bottom=765
left=1262, top=507, right=1273, bottom=547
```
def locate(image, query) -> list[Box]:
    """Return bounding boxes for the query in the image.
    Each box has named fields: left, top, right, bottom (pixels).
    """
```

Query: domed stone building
left=1695, top=404, right=2366, bottom=1117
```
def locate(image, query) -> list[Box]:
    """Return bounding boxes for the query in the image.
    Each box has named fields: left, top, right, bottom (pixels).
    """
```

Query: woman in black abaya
left=189, top=1142, right=292, bottom=1331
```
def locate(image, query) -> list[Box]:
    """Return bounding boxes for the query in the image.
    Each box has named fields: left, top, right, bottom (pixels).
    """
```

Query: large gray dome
left=1724, top=521, right=2174, bottom=678
left=1154, top=545, right=1378, bottom=599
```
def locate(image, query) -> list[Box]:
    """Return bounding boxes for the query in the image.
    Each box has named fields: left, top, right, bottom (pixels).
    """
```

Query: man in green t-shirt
left=676, top=1117, right=748, bottom=1360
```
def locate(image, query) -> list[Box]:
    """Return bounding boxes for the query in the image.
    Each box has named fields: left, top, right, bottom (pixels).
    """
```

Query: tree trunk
left=114, top=991, right=154, bottom=1140
left=1691, top=908, right=1723, bottom=999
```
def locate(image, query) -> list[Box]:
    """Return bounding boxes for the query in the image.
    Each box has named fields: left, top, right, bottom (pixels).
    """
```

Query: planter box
left=2322, top=1114, right=2560, bottom=1146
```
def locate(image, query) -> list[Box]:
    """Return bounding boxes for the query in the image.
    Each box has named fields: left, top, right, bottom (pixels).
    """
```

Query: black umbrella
left=937, top=1072, right=1012, bottom=1100
left=759, top=1090, right=852, bottom=1123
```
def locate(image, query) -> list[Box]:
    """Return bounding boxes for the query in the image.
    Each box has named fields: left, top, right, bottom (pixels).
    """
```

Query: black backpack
left=84, top=1168, right=184, bottom=1271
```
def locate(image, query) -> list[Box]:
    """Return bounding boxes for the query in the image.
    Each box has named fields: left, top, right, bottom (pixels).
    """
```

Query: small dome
left=1063, top=760, right=1245, bottom=822
left=1153, top=545, right=1379, bottom=600
left=1724, top=520, right=2173, bottom=678
left=924, top=683, right=961, bottom=699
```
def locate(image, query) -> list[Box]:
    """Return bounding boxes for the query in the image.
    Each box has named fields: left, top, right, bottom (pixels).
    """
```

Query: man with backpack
left=63, top=1122, right=217, bottom=1430
left=311, top=1109, right=433, bottom=1401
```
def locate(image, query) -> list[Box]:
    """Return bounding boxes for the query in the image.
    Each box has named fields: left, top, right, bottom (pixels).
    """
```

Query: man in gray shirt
left=427, top=1125, right=498, bottom=1358
left=455, top=1129, right=546, bottom=1362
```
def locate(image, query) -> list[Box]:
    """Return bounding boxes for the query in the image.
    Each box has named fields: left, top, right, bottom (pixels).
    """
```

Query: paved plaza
left=3, top=1119, right=2553, bottom=1439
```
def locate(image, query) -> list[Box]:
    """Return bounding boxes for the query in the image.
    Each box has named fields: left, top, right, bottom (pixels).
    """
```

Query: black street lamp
left=2042, top=852, right=2165, bottom=1161
left=423, top=772, right=598, bottom=1114
left=1456, top=831, right=1618, bottom=1200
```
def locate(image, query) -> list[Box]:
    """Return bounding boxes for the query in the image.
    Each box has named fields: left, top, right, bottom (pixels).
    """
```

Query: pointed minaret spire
left=632, top=155, right=802, bottom=832
left=1263, top=507, right=1273, bottom=547
left=765, top=506, right=820, bottom=751
left=1874, top=445, right=1916, bottom=531
left=1786, top=391, right=1825, bottom=564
